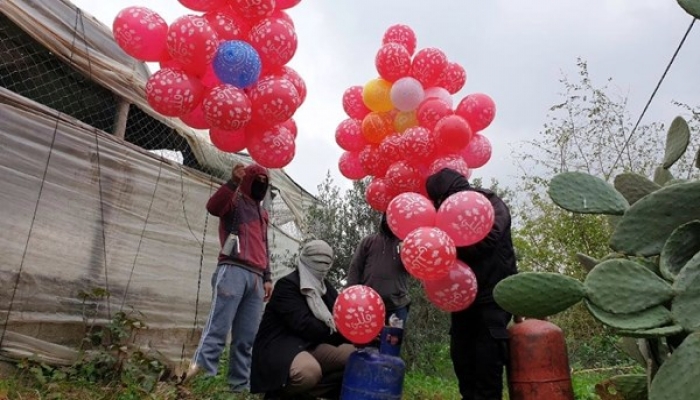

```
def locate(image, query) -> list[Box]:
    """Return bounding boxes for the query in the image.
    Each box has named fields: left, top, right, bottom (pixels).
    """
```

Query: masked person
left=184, top=163, right=274, bottom=393
left=425, top=168, right=519, bottom=400
left=251, top=240, right=355, bottom=400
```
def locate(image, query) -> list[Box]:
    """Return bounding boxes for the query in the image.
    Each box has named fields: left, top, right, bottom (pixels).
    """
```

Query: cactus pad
left=672, top=264, right=700, bottom=331
left=493, top=272, right=585, bottom=318
left=674, top=253, right=700, bottom=292
left=585, top=301, right=672, bottom=331
left=614, top=173, right=661, bottom=205
left=618, top=325, right=684, bottom=339
left=610, top=181, right=700, bottom=256
left=596, top=374, right=648, bottom=400
left=584, top=259, right=674, bottom=314
left=653, top=166, right=673, bottom=186
left=660, top=221, right=700, bottom=281
left=649, top=331, right=700, bottom=400
left=678, top=0, right=700, bottom=19
left=576, top=253, right=599, bottom=273
left=548, top=172, right=629, bottom=215
left=662, top=116, right=691, bottom=169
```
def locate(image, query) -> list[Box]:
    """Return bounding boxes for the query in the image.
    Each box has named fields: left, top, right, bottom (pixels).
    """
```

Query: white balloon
left=424, top=87, right=453, bottom=108
left=390, top=77, right=425, bottom=112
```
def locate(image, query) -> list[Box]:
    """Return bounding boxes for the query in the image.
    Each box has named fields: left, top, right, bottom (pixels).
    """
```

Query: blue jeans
left=193, top=264, right=264, bottom=392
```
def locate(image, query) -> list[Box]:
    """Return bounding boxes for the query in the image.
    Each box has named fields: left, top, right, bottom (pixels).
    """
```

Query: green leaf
left=660, top=221, right=700, bottom=281
left=548, top=172, right=629, bottom=215
left=653, top=166, right=673, bottom=186
left=494, top=272, right=585, bottom=318
left=585, top=301, right=673, bottom=331
left=663, top=116, right=691, bottom=169
left=649, top=332, right=700, bottom=400
left=678, top=0, right=700, bottom=18
left=672, top=257, right=700, bottom=331
left=614, top=173, right=661, bottom=205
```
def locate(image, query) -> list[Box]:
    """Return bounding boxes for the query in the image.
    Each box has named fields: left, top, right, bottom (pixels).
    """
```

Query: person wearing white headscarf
left=251, top=240, right=355, bottom=400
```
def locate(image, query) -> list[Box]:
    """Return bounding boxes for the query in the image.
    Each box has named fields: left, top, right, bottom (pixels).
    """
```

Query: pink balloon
left=249, top=18, right=297, bottom=70
left=248, top=78, right=300, bottom=127
left=424, top=87, right=453, bottom=108
left=434, top=115, right=473, bottom=154
left=411, top=48, right=448, bottom=88
left=335, top=119, right=366, bottom=152
left=333, top=285, right=386, bottom=345
left=461, top=134, right=492, bottom=169
left=339, top=151, right=366, bottom=180
left=247, top=123, right=296, bottom=168
left=436, top=191, right=495, bottom=247
left=399, top=126, right=435, bottom=163
left=276, top=0, right=302, bottom=10
left=385, top=160, right=422, bottom=195
left=382, top=24, right=417, bottom=56
left=375, top=43, right=412, bottom=83
left=166, top=15, right=219, bottom=75
left=264, top=65, right=307, bottom=105
left=203, top=5, right=251, bottom=41
left=179, top=0, right=226, bottom=12
left=146, top=68, right=205, bottom=117
left=390, top=77, right=425, bottom=112
left=180, top=103, right=210, bottom=129
left=202, top=84, right=253, bottom=130
left=400, top=227, right=456, bottom=281
left=428, top=155, right=471, bottom=178
left=366, top=177, right=394, bottom=212
left=378, top=134, right=404, bottom=167
left=423, top=260, right=478, bottom=312
left=209, top=128, right=247, bottom=153
left=232, top=0, right=276, bottom=19
left=386, top=193, right=437, bottom=240
left=417, top=97, right=453, bottom=131
left=113, top=7, right=169, bottom=62
left=343, top=86, right=372, bottom=120
left=455, top=93, right=496, bottom=132
left=359, top=144, right=391, bottom=177
left=437, top=62, right=467, bottom=95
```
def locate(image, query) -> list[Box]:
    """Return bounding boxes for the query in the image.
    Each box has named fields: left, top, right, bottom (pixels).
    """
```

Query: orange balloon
left=362, top=78, right=394, bottom=113
left=394, top=111, right=418, bottom=133
left=362, top=112, right=393, bottom=144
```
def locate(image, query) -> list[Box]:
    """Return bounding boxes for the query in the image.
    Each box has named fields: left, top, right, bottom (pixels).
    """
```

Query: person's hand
left=263, top=281, right=273, bottom=302
left=231, top=163, right=245, bottom=183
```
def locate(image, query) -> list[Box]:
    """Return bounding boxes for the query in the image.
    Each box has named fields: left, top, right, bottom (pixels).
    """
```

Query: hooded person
left=425, top=167, right=518, bottom=400
left=184, top=163, right=274, bottom=393
left=346, top=213, right=411, bottom=325
left=251, top=240, right=355, bottom=400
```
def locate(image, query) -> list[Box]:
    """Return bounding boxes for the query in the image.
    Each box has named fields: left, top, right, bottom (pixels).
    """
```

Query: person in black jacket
left=251, top=240, right=355, bottom=400
left=425, top=168, right=519, bottom=400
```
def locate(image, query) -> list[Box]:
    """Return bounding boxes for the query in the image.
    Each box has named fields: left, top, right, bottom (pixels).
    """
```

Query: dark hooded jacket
left=346, top=214, right=411, bottom=312
left=426, top=168, right=518, bottom=304
left=206, top=164, right=271, bottom=281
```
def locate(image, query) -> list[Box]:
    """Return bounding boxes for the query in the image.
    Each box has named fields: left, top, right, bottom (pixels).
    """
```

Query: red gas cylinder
left=507, top=319, right=574, bottom=400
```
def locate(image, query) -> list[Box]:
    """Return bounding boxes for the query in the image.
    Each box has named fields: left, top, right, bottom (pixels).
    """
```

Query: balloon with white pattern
left=386, top=192, right=436, bottom=240
left=333, top=285, right=386, bottom=345
left=423, top=260, right=478, bottom=312
left=436, top=191, right=495, bottom=247
left=400, top=227, right=456, bottom=281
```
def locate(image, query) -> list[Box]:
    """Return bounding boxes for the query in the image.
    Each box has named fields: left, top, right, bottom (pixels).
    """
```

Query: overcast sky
left=71, top=0, right=700, bottom=195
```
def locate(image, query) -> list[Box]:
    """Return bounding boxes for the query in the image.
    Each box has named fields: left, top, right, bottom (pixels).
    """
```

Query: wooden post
left=113, top=99, right=130, bottom=140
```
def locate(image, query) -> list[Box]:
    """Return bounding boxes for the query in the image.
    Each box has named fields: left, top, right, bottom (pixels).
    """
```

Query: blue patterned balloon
left=212, top=40, right=262, bottom=89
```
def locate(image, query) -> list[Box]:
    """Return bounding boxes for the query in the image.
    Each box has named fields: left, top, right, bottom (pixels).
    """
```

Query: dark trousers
left=450, top=302, right=511, bottom=400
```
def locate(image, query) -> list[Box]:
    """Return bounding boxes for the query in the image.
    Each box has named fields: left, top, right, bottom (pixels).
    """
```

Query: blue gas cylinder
left=340, top=347, right=406, bottom=400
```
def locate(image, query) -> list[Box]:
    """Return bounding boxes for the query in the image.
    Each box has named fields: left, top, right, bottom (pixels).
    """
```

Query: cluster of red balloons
left=333, top=285, right=386, bottom=345
left=334, top=24, right=495, bottom=211
left=386, top=191, right=494, bottom=312
left=112, top=0, right=306, bottom=169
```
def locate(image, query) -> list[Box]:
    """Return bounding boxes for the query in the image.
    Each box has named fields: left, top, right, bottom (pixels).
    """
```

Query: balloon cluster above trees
left=112, top=0, right=305, bottom=169
left=335, top=24, right=495, bottom=211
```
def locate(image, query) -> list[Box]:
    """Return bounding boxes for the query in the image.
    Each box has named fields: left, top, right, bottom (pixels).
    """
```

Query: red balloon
left=146, top=68, right=205, bottom=117
left=249, top=18, right=297, bottom=70
left=113, top=7, right=169, bottom=62
left=246, top=123, right=296, bottom=168
left=180, top=103, right=210, bottom=129
left=200, top=63, right=222, bottom=89
left=386, top=192, right=437, bottom=240
left=434, top=115, right=473, bottom=154
left=359, top=144, right=391, bottom=177
left=339, top=151, right=366, bottom=180
left=423, top=260, right=478, bottom=312
left=343, top=86, right=371, bottom=120
left=365, top=177, right=394, bottom=212
left=428, top=155, right=471, bottom=178
left=436, top=191, right=495, bottom=247
left=280, top=118, right=297, bottom=139
left=204, top=5, right=251, bottom=41
left=436, top=62, right=467, bottom=95
left=455, top=93, right=496, bottom=132
left=232, top=0, right=276, bottom=20
left=400, top=227, right=456, bottom=281
left=202, top=84, right=252, bottom=130
left=417, top=97, right=453, bottom=131
left=375, top=43, right=412, bottom=83
left=399, top=126, right=436, bottom=163
left=275, top=0, right=301, bottom=10
left=248, top=78, right=300, bottom=127
left=166, top=15, right=219, bottom=75
left=179, top=0, right=226, bottom=12
left=333, top=285, right=386, bottom=345
left=382, top=24, right=417, bottom=56
left=461, top=134, right=492, bottom=169
left=209, top=128, right=247, bottom=152
left=270, top=9, right=295, bottom=27
left=385, top=160, right=422, bottom=194
left=335, top=119, right=367, bottom=152
left=411, top=48, right=448, bottom=88
left=264, top=66, right=307, bottom=105
left=378, top=134, right=404, bottom=166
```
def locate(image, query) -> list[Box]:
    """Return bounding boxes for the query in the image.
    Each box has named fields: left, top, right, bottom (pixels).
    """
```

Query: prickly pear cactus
left=649, top=332, right=700, bottom=400
left=493, top=272, right=585, bottom=318
left=548, top=172, right=629, bottom=215
left=677, top=0, right=700, bottom=19
left=596, top=374, right=648, bottom=400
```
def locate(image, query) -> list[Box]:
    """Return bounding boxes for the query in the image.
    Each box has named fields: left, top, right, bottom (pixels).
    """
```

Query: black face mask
left=251, top=180, right=269, bottom=201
